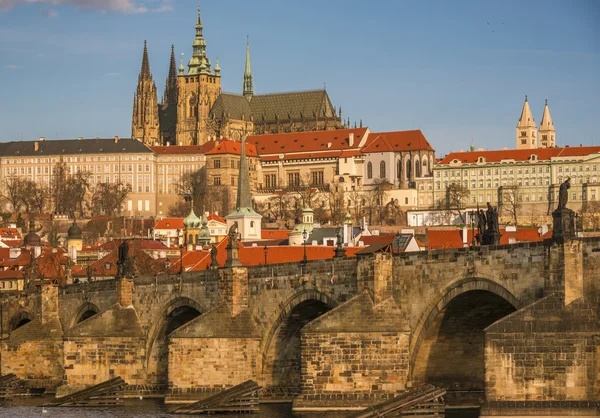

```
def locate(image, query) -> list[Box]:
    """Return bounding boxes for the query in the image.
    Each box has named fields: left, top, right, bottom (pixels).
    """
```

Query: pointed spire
left=540, top=98, right=554, bottom=130
left=178, top=52, right=185, bottom=75
left=163, top=45, right=178, bottom=105
left=139, top=40, right=151, bottom=80
left=236, top=137, right=253, bottom=210
left=517, top=95, right=536, bottom=127
left=243, top=36, right=254, bottom=100
left=187, top=2, right=212, bottom=75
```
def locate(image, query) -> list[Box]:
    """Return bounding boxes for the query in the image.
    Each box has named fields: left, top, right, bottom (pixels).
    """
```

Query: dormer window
left=530, top=154, right=538, bottom=161
left=477, top=156, right=485, bottom=163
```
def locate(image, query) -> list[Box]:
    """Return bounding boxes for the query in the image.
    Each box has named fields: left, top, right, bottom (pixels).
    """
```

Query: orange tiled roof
left=207, top=213, right=226, bottom=224
left=261, top=230, right=291, bottom=240
left=361, top=130, right=434, bottom=153
left=150, top=141, right=217, bottom=155
left=154, top=218, right=184, bottom=230
left=439, top=146, right=600, bottom=165
left=0, top=228, right=21, bottom=240
left=205, top=139, right=259, bottom=157
left=427, top=227, right=545, bottom=250
left=247, top=128, right=368, bottom=156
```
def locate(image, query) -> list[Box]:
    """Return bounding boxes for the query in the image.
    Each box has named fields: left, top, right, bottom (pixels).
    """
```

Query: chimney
left=349, top=133, right=355, bottom=147
left=39, top=136, right=46, bottom=141
left=34, top=142, right=39, bottom=151
left=114, top=136, right=119, bottom=144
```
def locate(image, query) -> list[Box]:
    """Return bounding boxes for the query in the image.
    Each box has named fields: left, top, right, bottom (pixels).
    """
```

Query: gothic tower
left=538, top=99, right=556, bottom=148
left=159, top=45, right=178, bottom=145
left=243, top=38, right=253, bottom=100
left=175, top=4, right=221, bottom=146
left=132, top=40, right=160, bottom=145
left=516, top=95, right=537, bottom=150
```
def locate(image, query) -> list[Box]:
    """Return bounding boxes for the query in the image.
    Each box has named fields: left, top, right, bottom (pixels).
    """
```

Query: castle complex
left=132, top=5, right=343, bottom=147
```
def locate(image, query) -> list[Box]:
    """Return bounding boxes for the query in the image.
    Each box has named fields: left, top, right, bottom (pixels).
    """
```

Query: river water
left=0, top=399, right=480, bottom=418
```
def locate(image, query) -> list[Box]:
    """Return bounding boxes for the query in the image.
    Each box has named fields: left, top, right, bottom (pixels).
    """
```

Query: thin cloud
left=5, top=64, right=23, bottom=69
left=0, top=0, right=174, bottom=14
left=40, top=6, right=58, bottom=17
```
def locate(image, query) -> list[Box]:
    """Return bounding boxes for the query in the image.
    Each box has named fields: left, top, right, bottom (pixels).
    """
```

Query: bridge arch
left=10, top=310, right=34, bottom=331
left=410, top=277, right=519, bottom=395
left=146, top=296, right=204, bottom=386
left=260, top=288, right=338, bottom=394
left=70, top=302, right=100, bottom=328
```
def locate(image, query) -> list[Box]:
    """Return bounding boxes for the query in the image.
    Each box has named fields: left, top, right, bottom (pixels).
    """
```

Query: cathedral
left=132, top=5, right=343, bottom=146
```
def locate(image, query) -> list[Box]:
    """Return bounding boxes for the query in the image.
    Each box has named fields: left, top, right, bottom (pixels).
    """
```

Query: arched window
left=406, top=158, right=412, bottom=180
left=422, top=157, right=428, bottom=176
left=367, top=162, right=373, bottom=179
left=415, top=158, right=421, bottom=178
left=397, top=159, right=402, bottom=183
left=380, top=161, right=386, bottom=179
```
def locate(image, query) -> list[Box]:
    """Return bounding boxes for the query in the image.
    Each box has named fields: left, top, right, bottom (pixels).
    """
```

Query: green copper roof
left=187, top=3, right=213, bottom=75
left=184, top=207, right=201, bottom=229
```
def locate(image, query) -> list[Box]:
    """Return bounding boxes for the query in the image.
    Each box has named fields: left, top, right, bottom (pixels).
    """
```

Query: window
left=367, top=162, right=373, bottom=179
left=214, top=159, right=221, bottom=169
left=214, top=176, right=221, bottom=186
left=380, top=161, right=386, bottom=178
left=231, top=176, right=235, bottom=186
left=288, top=172, right=300, bottom=186
left=312, top=171, right=324, bottom=185
left=231, top=160, right=236, bottom=169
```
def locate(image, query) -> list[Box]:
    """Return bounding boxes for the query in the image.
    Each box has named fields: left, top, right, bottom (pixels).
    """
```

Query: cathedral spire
left=187, top=2, right=212, bottom=75
left=163, top=45, right=178, bottom=105
left=139, top=40, right=151, bottom=81
left=243, top=36, right=254, bottom=100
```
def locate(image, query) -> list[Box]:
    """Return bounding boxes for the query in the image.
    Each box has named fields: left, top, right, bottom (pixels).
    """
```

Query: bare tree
left=326, top=186, right=346, bottom=225
left=501, top=186, right=522, bottom=226
left=51, top=160, right=90, bottom=217
left=90, top=182, right=129, bottom=216
left=296, top=172, right=319, bottom=209
left=383, top=198, right=406, bottom=225
left=266, top=189, right=294, bottom=223
left=21, top=180, right=50, bottom=214
left=364, top=179, right=392, bottom=225
left=444, top=183, right=470, bottom=223
left=581, top=201, right=600, bottom=231
left=168, top=200, right=189, bottom=217
left=0, top=176, right=26, bottom=213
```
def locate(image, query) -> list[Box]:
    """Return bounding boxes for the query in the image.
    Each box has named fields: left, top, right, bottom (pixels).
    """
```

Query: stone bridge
left=1, top=238, right=599, bottom=410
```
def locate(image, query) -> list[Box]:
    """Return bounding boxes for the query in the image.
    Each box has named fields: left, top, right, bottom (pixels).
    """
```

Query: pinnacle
left=140, top=40, right=152, bottom=80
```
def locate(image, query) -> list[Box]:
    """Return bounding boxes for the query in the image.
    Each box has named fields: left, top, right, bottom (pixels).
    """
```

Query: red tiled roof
left=187, top=237, right=361, bottom=271
left=1, top=239, right=24, bottom=248
left=439, top=146, right=600, bottom=165
left=100, top=239, right=168, bottom=251
left=261, top=230, right=291, bottom=240
left=0, top=270, right=23, bottom=280
left=207, top=213, right=226, bottom=224
left=247, top=128, right=368, bottom=156
left=205, top=139, right=259, bottom=157
left=0, top=228, right=21, bottom=240
left=358, top=235, right=395, bottom=246
left=361, top=130, right=434, bottom=153
left=150, top=141, right=217, bottom=155
left=154, top=218, right=184, bottom=230
left=427, top=227, right=544, bottom=250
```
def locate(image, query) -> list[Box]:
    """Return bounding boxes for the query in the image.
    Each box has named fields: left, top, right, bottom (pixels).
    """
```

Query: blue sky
left=0, top=0, right=598, bottom=156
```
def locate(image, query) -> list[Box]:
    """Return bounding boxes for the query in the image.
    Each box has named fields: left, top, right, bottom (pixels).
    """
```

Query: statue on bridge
left=552, top=177, right=575, bottom=243
left=116, top=240, right=130, bottom=279
left=210, top=244, right=219, bottom=269
left=478, top=203, right=500, bottom=245
left=228, top=221, right=239, bottom=239
left=557, top=177, right=571, bottom=211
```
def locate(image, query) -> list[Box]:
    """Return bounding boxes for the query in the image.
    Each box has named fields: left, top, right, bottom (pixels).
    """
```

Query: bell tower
left=538, top=99, right=556, bottom=148
left=516, top=95, right=537, bottom=150
left=175, top=3, right=221, bottom=146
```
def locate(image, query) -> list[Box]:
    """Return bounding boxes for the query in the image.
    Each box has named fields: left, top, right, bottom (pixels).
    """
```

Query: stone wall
left=485, top=296, right=600, bottom=401
left=168, top=337, right=260, bottom=390
left=300, top=331, right=409, bottom=405
left=63, top=337, right=147, bottom=386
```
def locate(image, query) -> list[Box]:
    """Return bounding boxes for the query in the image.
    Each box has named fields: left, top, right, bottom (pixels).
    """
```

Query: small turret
left=243, top=37, right=254, bottom=100
left=538, top=99, right=556, bottom=148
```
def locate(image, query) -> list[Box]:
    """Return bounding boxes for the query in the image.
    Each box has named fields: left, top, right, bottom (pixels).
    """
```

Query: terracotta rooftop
left=0, top=228, right=22, bottom=240
left=205, top=139, right=259, bottom=157
left=247, top=128, right=368, bottom=155
left=361, top=130, right=434, bottom=153
left=439, top=146, right=600, bottom=165
left=207, top=213, right=226, bottom=224
left=154, top=218, right=184, bottom=230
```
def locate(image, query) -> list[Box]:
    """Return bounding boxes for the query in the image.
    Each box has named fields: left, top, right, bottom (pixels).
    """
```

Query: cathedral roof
left=209, top=93, right=252, bottom=121
left=205, top=139, right=258, bottom=157
left=250, top=89, right=337, bottom=124
left=0, top=138, right=152, bottom=157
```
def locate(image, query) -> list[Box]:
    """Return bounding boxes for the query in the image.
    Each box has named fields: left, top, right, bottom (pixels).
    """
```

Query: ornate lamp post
left=302, top=229, right=308, bottom=265
left=263, top=245, right=268, bottom=265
